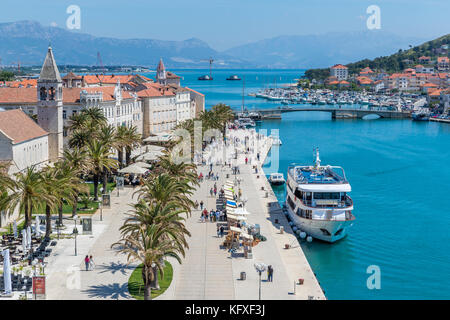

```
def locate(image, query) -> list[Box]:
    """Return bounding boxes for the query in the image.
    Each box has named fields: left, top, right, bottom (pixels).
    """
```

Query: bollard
left=280, top=226, right=284, bottom=234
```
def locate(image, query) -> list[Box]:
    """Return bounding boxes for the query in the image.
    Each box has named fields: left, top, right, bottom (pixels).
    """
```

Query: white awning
left=234, top=208, right=251, bottom=215
left=299, top=183, right=351, bottom=193
left=240, top=233, right=253, bottom=240
left=229, top=226, right=243, bottom=233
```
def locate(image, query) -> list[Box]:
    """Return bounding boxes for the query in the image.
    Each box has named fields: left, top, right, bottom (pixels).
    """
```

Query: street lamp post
left=72, top=215, right=78, bottom=256
left=254, top=262, right=267, bottom=300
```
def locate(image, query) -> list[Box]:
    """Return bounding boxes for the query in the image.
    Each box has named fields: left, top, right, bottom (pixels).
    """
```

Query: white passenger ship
left=285, top=149, right=355, bottom=242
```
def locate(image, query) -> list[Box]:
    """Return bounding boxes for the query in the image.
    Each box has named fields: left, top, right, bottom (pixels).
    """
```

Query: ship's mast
left=314, top=147, right=321, bottom=168
left=242, top=76, right=245, bottom=114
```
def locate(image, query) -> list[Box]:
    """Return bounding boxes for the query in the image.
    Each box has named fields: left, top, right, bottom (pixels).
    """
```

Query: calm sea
left=154, top=69, right=450, bottom=299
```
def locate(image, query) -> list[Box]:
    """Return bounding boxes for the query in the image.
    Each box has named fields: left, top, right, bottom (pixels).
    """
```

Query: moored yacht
left=285, top=149, right=355, bottom=242
left=269, top=173, right=286, bottom=185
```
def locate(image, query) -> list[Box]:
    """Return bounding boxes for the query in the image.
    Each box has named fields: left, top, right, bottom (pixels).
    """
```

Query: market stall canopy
left=229, top=226, right=243, bottom=233
left=240, top=233, right=253, bottom=241
left=227, top=214, right=247, bottom=221
left=119, top=164, right=148, bottom=175
left=234, top=208, right=251, bottom=215
left=226, top=200, right=237, bottom=208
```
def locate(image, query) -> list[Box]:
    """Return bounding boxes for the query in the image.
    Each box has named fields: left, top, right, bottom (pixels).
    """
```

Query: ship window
left=320, top=228, right=331, bottom=236
left=294, top=189, right=302, bottom=199
left=287, top=183, right=293, bottom=193
left=314, top=192, right=340, bottom=200
left=286, top=196, right=296, bottom=211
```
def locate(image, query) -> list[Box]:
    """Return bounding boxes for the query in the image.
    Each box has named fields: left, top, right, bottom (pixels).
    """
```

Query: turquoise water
left=163, top=69, right=450, bottom=299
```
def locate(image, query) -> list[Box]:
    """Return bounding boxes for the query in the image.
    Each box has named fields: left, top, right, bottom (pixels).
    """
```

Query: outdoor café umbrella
left=22, top=229, right=27, bottom=253
left=118, top=164, right=147, bottom=175
left=34, top=216, right=40, bottom=236
left=1, top=249, right=12, bottom=295
left=27, top=226, right=32, bottom=250
left=133, top=161, right=152, bottom=169
left=137, top=151, right=163, bottom=162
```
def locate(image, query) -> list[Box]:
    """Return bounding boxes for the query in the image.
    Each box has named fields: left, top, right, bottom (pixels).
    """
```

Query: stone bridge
left=239, top=106, right=412, bottom=120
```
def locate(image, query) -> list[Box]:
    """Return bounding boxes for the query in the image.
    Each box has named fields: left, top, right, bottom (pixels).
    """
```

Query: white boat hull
left=286, top=205, right=354, bottom=242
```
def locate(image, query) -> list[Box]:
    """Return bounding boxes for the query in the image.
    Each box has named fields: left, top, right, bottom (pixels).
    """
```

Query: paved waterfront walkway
left=41, top=129, right=324, bottom=300
left=45, top=187, right=137, bottom=300
left=159, top=129, right=325, bottom=300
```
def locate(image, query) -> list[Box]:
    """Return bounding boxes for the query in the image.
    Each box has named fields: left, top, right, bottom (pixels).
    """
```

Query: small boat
left=412, top=112, right=430, bottom=121
left=198, top=75, right=213, bottom=80
left=269, top=173, right=285, bottom=185
left=269, top=135, right=282, bottom=146
left=236, top=117, right=256, bottom=128
left=227, top=75, right=241, bottom=80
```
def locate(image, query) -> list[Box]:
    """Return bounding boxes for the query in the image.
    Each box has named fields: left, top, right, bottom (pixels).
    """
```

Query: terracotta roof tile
left=0, top=109, right=48, bottom=144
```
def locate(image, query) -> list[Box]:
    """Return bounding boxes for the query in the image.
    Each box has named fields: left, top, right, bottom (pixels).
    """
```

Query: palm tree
left=0, top=162, right=14, bottom=225
left=64, top=148, right=89, bottom=216
left=115, top=125, right=128, bottom=168
left=40, top=166, right=61, bottom=238
left=67, top=112, right=88, bottom=133
left=113, top=207, right=189, bottom=300
left=53, top=160, right=88, bottom=224
left=86, top=140, right=118, bottom=201
left=68, top=130, right=91, bottom=149
left=4, top=166, right=55, bottom=228
left=211, top=103, right=234, bottom=135
left=158, top=150, right=198, bottom=186
left=123, top=126, right=141, bottom=166
left=98, top=124, right=119, bottom=191
left=82, top=107, right=107, bottom=128
left=134, top=174, right=195, bottom=217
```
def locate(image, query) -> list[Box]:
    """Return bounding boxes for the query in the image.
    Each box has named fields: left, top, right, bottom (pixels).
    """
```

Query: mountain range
left=0, top=20, right=429, bottom=69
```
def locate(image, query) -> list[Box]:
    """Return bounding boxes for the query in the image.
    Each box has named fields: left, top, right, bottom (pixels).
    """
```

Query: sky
left=0, top=0, right=449, bottom=51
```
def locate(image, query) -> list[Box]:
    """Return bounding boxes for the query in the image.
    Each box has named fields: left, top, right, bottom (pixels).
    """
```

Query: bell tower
left=37, top=46, right=63, bottom=162
left=156, top=58, right=167, bottom=85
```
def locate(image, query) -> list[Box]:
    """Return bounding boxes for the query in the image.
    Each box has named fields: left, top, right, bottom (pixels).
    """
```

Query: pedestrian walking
left=210, top=188, right=214, bottom=197
left=84, top=255, right=90, bottom=271
left=220, top=226, right=224, bottom=237
left=89, top=255, right=95, bottom=271
left=245, top=157, right=248, bottom=165
left=216, top=225, right=220, bottom=237
left=214, top=188, right=217, bottom=197
left=200, top=200, right=204, bottom=210
left=267, top=265, right=273, bottom=282
left=200, top=211, right=205, bottom=223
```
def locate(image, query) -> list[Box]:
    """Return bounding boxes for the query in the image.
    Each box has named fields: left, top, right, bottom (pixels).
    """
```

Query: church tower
left=156, top=58, right=167, bottom=85
left=37, top=46, right=63, bottom=162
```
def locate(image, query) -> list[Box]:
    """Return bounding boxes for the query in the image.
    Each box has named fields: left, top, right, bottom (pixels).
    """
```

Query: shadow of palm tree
left=96, top=261, right=134, bottom=276
left=82, top=282, right=130, bottom=299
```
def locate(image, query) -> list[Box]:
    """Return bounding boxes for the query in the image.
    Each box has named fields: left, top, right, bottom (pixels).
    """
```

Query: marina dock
left=159, top=129, right=325, bottom=300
